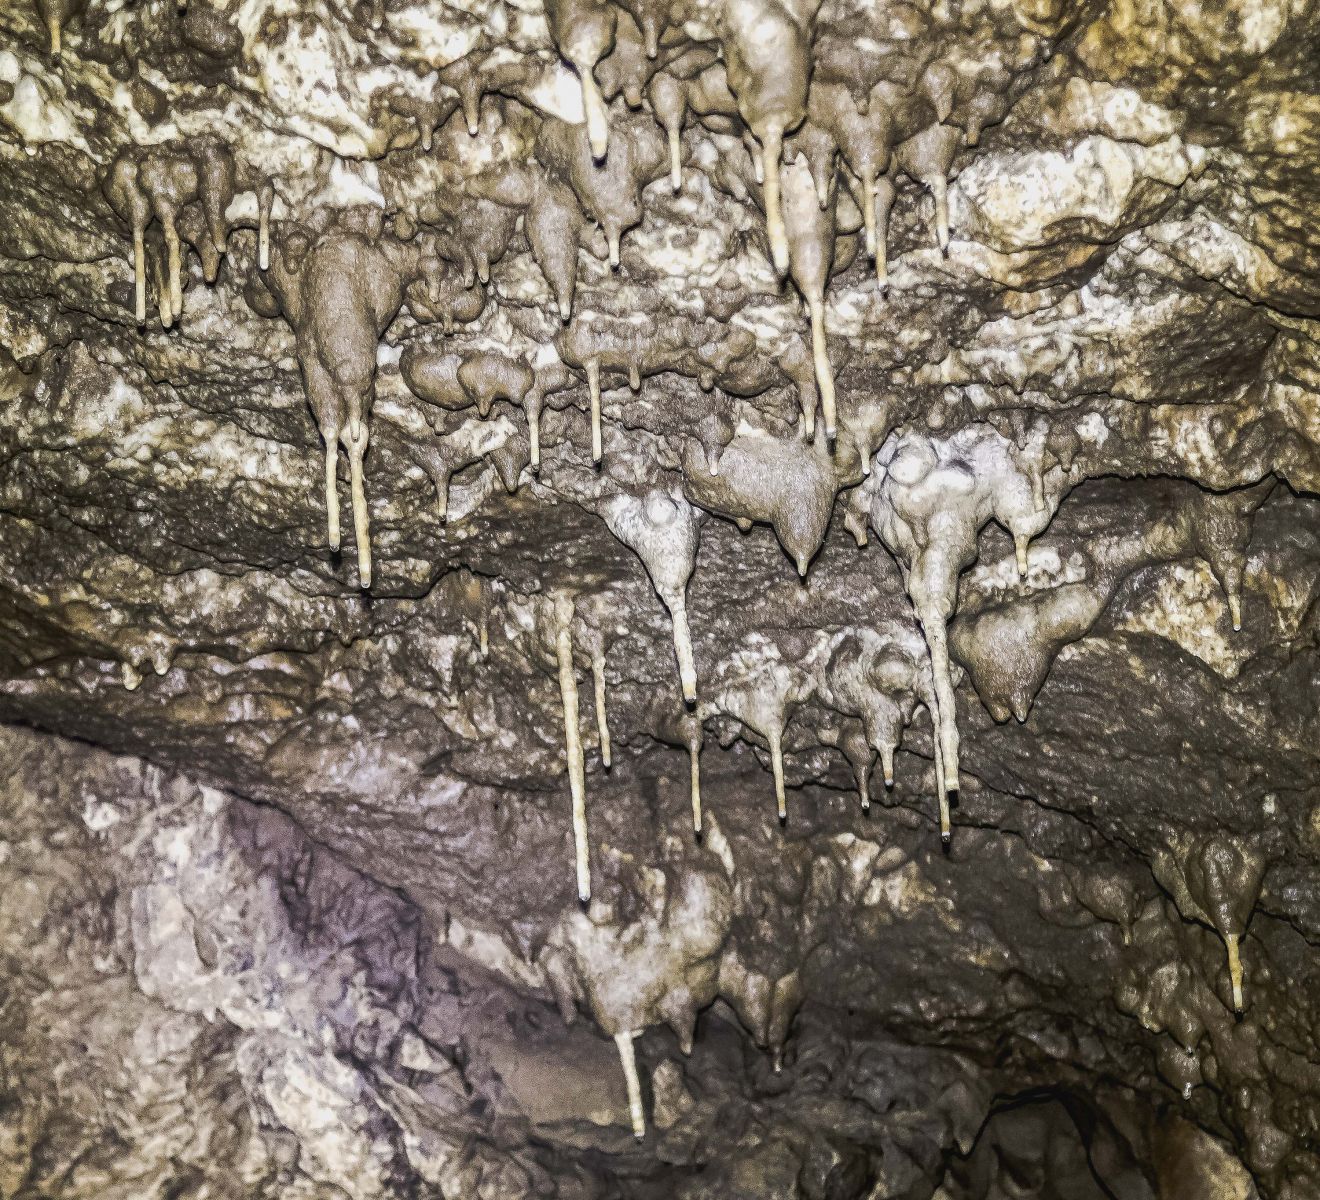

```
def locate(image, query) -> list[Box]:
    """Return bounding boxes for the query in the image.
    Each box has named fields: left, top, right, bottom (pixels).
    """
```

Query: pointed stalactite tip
left=1226, top=931, right=1244, bottom=1014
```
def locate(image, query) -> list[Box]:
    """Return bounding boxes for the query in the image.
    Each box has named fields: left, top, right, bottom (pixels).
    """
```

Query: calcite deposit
left=0, top=0, right=1318, bottom=1195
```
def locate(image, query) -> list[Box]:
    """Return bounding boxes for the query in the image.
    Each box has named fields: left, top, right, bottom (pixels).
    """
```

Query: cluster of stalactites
left=536, top=0, right=1007, bottom=454
left=691, top=621, right=937, bottom=830
left=38, top=0, right=191, bottom=58
left=89, top=0, right=1017, bottom=600
left=534, top=592, right=617, bottom=903
left=535, top=607, right=941, bottom=907
left=103, top=139, right=241, bottom=330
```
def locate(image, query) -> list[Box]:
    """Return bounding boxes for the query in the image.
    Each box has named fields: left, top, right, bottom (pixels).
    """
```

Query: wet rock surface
left=1, top=0, right=1318, bottom=1195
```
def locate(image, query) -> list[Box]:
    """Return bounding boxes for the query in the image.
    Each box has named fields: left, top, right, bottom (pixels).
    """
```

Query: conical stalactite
left=781, top=155, right=838, bottom=443
left=1180, top=837, right=1267, bottom=1016
left=721, top=0, right=819, bottom=275
left=599, top=487, right=702, bottom=704
left=711, top=646, right=811, bottom=825
left=866, top=426, right=1067, bottom=836
left=894, top=124, right=960, bottom=256
left=549, top=593, right=591, bottom=903
left=251, top=214, right=435, bottom=588
left=545, top=0, right=616, bottom=160
left=647, top=70, right=686, bottom=192
left=682, top=428, right=836, bottom=579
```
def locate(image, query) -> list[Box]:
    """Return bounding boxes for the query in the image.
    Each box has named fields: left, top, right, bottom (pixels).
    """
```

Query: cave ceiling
left=1, top=0, right=1319, bottom=1196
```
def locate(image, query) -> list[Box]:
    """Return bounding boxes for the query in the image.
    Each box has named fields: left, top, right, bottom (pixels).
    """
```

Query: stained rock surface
left=1, top=0, right=1319, bottom=1195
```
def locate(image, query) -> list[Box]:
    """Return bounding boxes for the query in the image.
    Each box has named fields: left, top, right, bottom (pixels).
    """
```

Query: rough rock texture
left=1, top=0, right=1318, bottom=1195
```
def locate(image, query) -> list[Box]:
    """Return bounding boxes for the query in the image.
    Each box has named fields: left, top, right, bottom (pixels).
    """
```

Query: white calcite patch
left=1114, top=561, right=1246, bottom=677
left=0, top=52, right=90, bottom=152
left=954, top=135, right=1203, bottom=253
left=1057, top=77, right=1180, bottom=145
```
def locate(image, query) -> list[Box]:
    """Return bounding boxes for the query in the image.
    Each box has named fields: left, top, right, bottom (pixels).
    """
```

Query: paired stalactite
left=864, top=427, right=1067, bottom=841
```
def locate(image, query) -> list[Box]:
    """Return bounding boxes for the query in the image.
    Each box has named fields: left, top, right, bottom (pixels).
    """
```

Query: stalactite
left=769, top=722, right=786, bottom=823
left=151, top=246, right=172, bottom=329
left=895, top=124, right=959, bottom=255
left=1225, top=932, right=1244, bottom=1014
left=648, top=72, right=685, bottom=192
left=37, top=0, right=86, bottom=60
left=323, top=437, right=341, bottom=555
left=874, top=176, right=895, bottom=291
left=615, top=1030, right=646, bottom=1139
left=879, top=740, right=895, bottom=789
left=688, top=732, right=702, bottom=836
left=761, top=127, right=789, bottom=275
left=591, top=649, right=611, bottom=769
left=346, top=426, right=371, bottom=588
left=554, top=596, right=591, bottom=903
left=721, top=0, right=817, bottom=278
left=597, top=485, right=703, bottom=704
left=103, top=141, right=236, bottom=331
left=162, top=208, right=182, bottom=325
left=586, top=356, right=602, bottom=465
left=808, top=296, right=834, bottom=443
left=1178, top=836, right=1266, bottom=1017
left=867, top=427, right=1066, bottom=831
left=546, top=0, right=616, bottom=161
left=132, top=224, right=147, bottom=325
left=257, top=181, right=274, bottom=272
left=782, top=156, right=837, bottom=443
left=523, top=390, right=543, bottom=472
left=255, top=217, right=432, bottom=589
left=669, top=593, right=697, bottom=705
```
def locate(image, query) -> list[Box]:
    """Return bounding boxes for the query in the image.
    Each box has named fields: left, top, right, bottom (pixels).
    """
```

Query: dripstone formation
left=0, top=0, right=1317, bottom=1196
